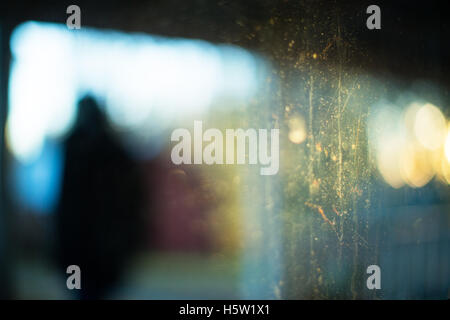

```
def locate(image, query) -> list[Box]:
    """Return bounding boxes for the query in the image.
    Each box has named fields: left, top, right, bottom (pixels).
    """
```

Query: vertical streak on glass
left=336, top=22, right=345, bottom=277
left=308, top=73, right=316, bottom=292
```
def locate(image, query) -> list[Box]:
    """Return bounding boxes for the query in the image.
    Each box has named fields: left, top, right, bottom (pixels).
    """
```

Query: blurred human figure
left=55, top=96, right=144, bottom=299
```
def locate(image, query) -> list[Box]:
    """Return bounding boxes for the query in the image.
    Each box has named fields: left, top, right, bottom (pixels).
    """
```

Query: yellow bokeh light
left=288, top=116, right=306, bottom=144
left=400, top=142, right=435, bottom=188
left=377, top=137, right=405, bottom=189
left=375, top=103, right=450, bottom=189
left=404, top=102, right=421, bottom=133
left=445, top=128, right=450, bottom=163
left=414, top=103, right=446, bottom=150
left=289, top=130, right=306, bottom=144
left=440, top=156, right=450, bottom=184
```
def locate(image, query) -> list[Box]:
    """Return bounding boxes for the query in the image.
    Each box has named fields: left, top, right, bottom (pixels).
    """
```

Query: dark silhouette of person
left=55, top=96, right=144, bottom=299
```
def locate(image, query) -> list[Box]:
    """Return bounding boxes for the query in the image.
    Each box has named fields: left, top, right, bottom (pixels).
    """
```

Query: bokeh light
left=370, top=100, right=448, bottom=188
left=288, top=116, right=306, bottom=144
left=6, top=21, right=264, bottom=163
left=414, top=103, right=447, bottom=150
left=445, top=127, right=450, bottom=163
